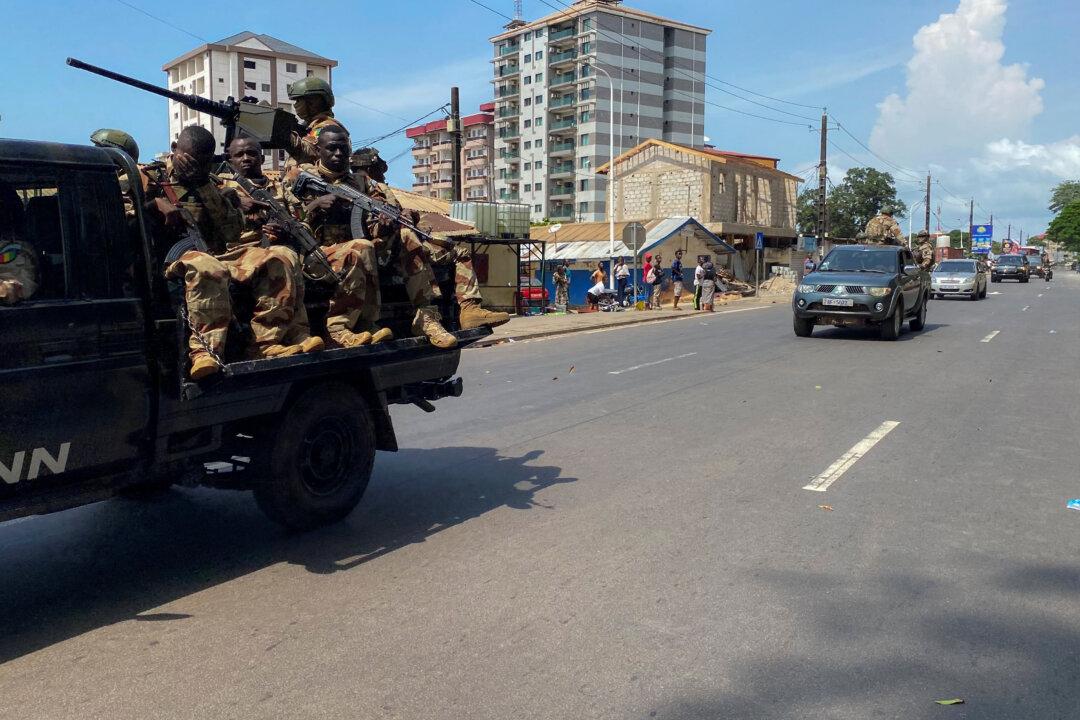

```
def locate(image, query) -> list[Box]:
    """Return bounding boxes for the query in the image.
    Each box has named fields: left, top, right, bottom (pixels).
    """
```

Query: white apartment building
left=407, top=103, right=496, bottom=202
left=162, top=32, right=337, bottom=169
left=490, top=0, right=709, bottom=223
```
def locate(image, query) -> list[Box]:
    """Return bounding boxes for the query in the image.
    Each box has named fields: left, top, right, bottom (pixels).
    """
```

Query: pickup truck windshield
left=934, top=261, right=976, bottom=273
left=818, top=248, right=897, bottom=274
left=997, top=255, right=1024, bottom=266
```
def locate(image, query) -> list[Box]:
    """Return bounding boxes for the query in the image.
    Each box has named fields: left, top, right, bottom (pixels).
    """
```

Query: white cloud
left=868, top=0, right=1076, bottom=235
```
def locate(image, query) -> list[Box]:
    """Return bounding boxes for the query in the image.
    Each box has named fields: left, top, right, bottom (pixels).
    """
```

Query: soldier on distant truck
left=284, top=76, right=346, bottom=166
left=864, top=206, right=904, bottom=245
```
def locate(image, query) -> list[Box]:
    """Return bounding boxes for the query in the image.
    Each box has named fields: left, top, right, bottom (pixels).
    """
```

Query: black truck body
left=0, top=140, right=486, bottom=528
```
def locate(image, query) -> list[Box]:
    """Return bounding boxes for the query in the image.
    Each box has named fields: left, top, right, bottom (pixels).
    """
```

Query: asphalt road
left=2, top=273, right=1078, bottom=719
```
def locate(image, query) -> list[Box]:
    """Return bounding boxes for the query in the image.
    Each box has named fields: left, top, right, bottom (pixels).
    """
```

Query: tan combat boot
left=458, top=299, right=511, bottom=330
left=328, top=329, right=373, bottom=348
left=189, top=353, right=220, bottom=381
left=299, top=336, right=326, bottom=353
left=356, top=323, right=394, bottom=344
left=412, top=307, right=458, bottom=349
left=248, top=342, right=305, bottom=360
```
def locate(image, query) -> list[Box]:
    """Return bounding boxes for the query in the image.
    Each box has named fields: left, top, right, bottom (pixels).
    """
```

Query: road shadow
left=812, top=321, right=947, bottom=341
left=644, top=563, right=1080, bottom=719
left=0, top=446, right=574, bottom=664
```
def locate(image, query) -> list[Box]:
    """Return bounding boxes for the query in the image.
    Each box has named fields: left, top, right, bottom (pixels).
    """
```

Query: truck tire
left=909, top=293, right=927, bottom=331
left=880, top=298, right=903, bottom=340
left=793, top=315, right=814, bottom=337
left=254, top=383, right=376, bottom=530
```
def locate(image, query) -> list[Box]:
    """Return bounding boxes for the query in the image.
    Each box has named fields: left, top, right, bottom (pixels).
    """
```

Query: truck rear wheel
left=254, top=383, right=376, bottom=530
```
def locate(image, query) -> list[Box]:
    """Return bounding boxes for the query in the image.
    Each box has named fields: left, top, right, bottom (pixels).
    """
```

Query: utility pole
left=817, top=110, right=828, bottom=244
left=449, top=86, right=462, bottom=202
left=924, top=173, right=931, bottom=234
left=1007, top=222, right=1011, bottom=240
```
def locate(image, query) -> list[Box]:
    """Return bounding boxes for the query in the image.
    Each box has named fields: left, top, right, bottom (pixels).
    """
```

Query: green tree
left=1049, top=180, right=1080, bottom=214
left=797, top=168, right=907, bottom=239
left=1046, top=201, right=1080, bottom=252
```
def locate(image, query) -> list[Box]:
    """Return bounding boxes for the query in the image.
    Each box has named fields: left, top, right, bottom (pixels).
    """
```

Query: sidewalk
left=472, top=294, right=788, bottom=347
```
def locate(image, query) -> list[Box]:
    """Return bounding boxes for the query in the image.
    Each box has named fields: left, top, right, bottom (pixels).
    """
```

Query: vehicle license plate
left=941, top=285, right=957, bottom=290
left=822, top=298, right=854, bottom=307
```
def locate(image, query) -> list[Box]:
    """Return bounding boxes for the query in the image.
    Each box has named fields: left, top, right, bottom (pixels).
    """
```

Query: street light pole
left=907, top=198, right=925, bottom=249
left=587, top=61, right=619, bottom=290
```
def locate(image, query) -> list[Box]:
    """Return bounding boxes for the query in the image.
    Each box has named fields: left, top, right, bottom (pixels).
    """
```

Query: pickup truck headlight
left=867, top=287, right=892, bottom=297
left=797, top=284, right=816, bottom=293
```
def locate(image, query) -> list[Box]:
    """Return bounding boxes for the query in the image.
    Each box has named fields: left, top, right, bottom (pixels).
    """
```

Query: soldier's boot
left=412, top=307, right=457, bottom=349
left=328, top=329, right=373, bottom=348
left=299, top=336, right=326, bottom=353
left=458, top=299, right=511, bottom=330
left=189, top=353, right=220, bottom=381
left=248, top=342, right=305, bottom=360
left=356, top=323, right=394, bottom=344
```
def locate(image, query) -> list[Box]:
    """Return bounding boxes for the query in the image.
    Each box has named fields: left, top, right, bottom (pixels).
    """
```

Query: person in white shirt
left=693, top=259, right=705, bottom=310
left=614, top=256, right=630, bottom=304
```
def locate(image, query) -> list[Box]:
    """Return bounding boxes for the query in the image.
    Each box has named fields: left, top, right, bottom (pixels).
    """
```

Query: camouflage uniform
left=0, top=238, right=38, bottom=304
left=915, top=232, right=936, bottom=270
left=286, top=112, right=347, bottom=167
left=553, top=268, right=570, bottom=307
left=144, top=165, right=311, bottom=367
left=864, top=213, right=904, bottom=245
left=283, top=161, right=382, bottom=343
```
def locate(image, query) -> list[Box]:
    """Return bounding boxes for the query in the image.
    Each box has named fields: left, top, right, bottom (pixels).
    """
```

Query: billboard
left=972, top=224, right=993, bottom=254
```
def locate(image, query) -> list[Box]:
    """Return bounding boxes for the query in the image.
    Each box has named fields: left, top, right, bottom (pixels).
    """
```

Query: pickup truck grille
left=815, top=284, right=836, bottom=293
left=815, top=284, right=866, bottom=294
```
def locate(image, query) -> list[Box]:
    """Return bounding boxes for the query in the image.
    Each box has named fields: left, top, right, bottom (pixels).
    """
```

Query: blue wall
left=539, top=263, right=648, bottom=305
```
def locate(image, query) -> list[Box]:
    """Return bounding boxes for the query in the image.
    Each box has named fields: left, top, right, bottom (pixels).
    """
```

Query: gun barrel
left=66, top=57, right=236, bottom=121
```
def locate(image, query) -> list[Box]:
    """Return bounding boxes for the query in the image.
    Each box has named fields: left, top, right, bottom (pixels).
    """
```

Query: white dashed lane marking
left=609, top=352, right=697, bottom=375
left=803, top=421, right=901, bottom=492
left=981, top=330, right=1000, bottom=343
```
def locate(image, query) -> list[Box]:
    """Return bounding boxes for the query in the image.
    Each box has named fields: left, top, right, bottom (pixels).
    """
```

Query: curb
left=469, top=309, right=710, bottom=348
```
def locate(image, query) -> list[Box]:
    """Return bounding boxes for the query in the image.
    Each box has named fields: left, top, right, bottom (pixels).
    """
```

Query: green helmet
left=90, top=128, right=140, bottom=162
left=881, top=206, right=895, bottom=216
left=287, top=76, right=334, bottom=107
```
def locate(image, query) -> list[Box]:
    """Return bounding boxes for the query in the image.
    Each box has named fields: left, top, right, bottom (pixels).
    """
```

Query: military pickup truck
left=0, top=140, right=487, bottom=529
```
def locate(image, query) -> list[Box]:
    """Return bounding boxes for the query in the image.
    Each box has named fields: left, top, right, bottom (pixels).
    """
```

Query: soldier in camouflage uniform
left=144, top=127, right=322, bottom=380
left=864, top=206, right=904, bottom=246
left=350, top=147, right=510, bottom=330
left=284, top=77, right=346, bottom=167
left=285, top=128, right=458, bottom=348
left=914, top=230, right=936, bottom=270
left=0, top=183, right=37, bottom=304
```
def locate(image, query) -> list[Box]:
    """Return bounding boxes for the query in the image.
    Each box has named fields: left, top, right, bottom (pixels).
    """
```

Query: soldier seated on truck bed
left=143, top=125, right=323, bottom=380
left=285, top=127, right=458, bottom=349
left=0, top=182, right=38, bottom=305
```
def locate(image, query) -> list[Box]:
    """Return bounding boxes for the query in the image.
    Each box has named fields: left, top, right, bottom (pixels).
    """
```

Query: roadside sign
left=972, top=224, right=993, bottom=254
left=755, top=232, right=765, bottom=251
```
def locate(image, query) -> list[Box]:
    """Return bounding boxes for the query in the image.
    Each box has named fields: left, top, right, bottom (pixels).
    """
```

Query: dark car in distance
left=991, top=254, right=1030, bottom=282
left=792, top=244, right=930, bottom=340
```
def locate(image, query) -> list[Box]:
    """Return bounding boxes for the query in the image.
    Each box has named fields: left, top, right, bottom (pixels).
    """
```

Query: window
left=534, top=182, right=542, bottom=191
left=579, top=201, right=589, bottom=213
left=535, top=117, right=543, bottom=127
left=524, top=76, right=532, bottom=85
left=523, top=141, right=532, bottom=149
left=583, top=18, right=592, bottom=30
left=581, top=41, right=592, bottom=53
left=535, top=160, right=543, bottom=169
left=523, top=119, right=531, bottom=128
left=579, top=110, right=591, bottom=122
left=524, top=162, right=531, bottom=170
left=306, top=70, right=314, bottom=77
left=261, top=83, right=271, bottom=92
left=535, top=28, right=545, bottom=37
left=244, top=81, right=257, bottom=91
left=173, top=112, right=179, bottom=119
left=524, top=31, right=531, bottom=40
left=524, top=184, right=531, bottom=192
left=217, top=77, right=224, bottom=83
left=579, top=157, right=591, bottom=169
left=524, top=97, right=531, bottom=106
left=243, top=59, right=256, bottom=70
left=535, top=139, right=543, bottom=148
left=535, top=50, right=544, bottom=60
left=285, top=62, right=297, bottom=73
left=524, top=53, right=532, bottom=63
left=535, top=95, right=543, bottom=105
left=534, top=73, right=543, bottom=82
left=580, top=133, right=590, bottom=146
left=535, top=204, right=543, bottom=212
left=580, top=179, right=590, bottom=191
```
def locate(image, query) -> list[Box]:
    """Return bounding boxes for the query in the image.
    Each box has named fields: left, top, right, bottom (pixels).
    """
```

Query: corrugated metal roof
left=214, top=32, right=333, bottom=61
left=525, top=217, right=735, bottom=260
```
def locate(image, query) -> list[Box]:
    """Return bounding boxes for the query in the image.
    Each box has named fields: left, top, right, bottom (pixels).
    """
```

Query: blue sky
left=3, top=0, right=1077, bottom=237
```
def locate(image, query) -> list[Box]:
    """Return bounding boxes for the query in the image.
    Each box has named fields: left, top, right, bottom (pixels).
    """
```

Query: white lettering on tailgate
left=2, top=443, right=71, bottom=485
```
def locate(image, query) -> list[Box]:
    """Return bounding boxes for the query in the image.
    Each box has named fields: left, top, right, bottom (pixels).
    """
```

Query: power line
left=114, top=0, right=207, bottom=42
left=463, top=0, right=514, bottom=21
left=338, top=96, right=411, bottom=122
left=832, top=121, right=923, bottom=181
left=354, top=104, right=450, bottom=149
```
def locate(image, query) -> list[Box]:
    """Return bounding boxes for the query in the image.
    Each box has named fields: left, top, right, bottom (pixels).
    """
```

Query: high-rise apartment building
left=407, top=103, right=496, bottom=202
left=162, top=32, right=336, bottom=169
left=490, top=0, right=709, bottom=223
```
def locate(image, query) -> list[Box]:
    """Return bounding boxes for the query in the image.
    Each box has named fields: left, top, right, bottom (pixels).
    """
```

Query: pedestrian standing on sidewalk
left=553, top=262, right=570, bottom=310
left=587, top=261, right=606, bottom=311
left=671, top=250, right=685, bottom=310
left=699, top=258, right=717, bottom=311
left=614, top=256, right=630, bottom=304
left=647, top=253, right=664, bottom=309
left=693, top=257, right=705, bottom=310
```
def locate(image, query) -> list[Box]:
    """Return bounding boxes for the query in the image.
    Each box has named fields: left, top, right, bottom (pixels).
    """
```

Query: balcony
left=497, top=84, right=520, bottom=99
left=501, top=172, right=521, bottom=182
left=433, top=179, right=453, bottom=189
left=549, top=184, right=574, bottom=199
left=549, top=94, right=576, bottom=109
left=497, top=106, right=520, bottom=118
left=413, top=179, right=431, bottom=186
left=465, top=175, right=489, bottom=186
left=499, top=44, right=520, bottom=56
left=465, top=153, right=489, bottom=165
left=549, top=117, right=577, bottom=133
left=549, top=162, right=574, bottom=177
left=549, top=205, right=573, bottom=219
left=548, top=140, right=575, bottom=156
left=498, top=129, right=521, bottom=140
left=550, top=72, right=576, bottom=89
left=549, top=49, right=578, bottom=66
left=496, top=63, right=521, bottom=78
left=500, top=149, right=520, bottom=160
left=411, top=162, right=433, bottom=170
left=499, top=191, right=521, bottom=201
left=549, top=27, right=575, bottom=42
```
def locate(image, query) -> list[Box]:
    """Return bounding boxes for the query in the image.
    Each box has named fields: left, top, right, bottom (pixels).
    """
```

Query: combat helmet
left=287, top=76, right=335, bottom=107
left=881, top=205, right=895, bottom=216
left=90, top=128, right=140, bottom=162
left=351, top=147, right=388, bottom=180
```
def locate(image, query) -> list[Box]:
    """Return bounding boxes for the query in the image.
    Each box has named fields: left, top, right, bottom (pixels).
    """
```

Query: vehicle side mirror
left=904, top=264, right=920, bottom=275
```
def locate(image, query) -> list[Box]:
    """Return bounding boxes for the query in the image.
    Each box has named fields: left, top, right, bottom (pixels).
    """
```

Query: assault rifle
left=227, top=174, right=344, bottom=285
left=292, top=171, right=439, bottom=246
left=66, top=57, right=302, bottom=149
left=162, top=208, right=210, bottom=264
